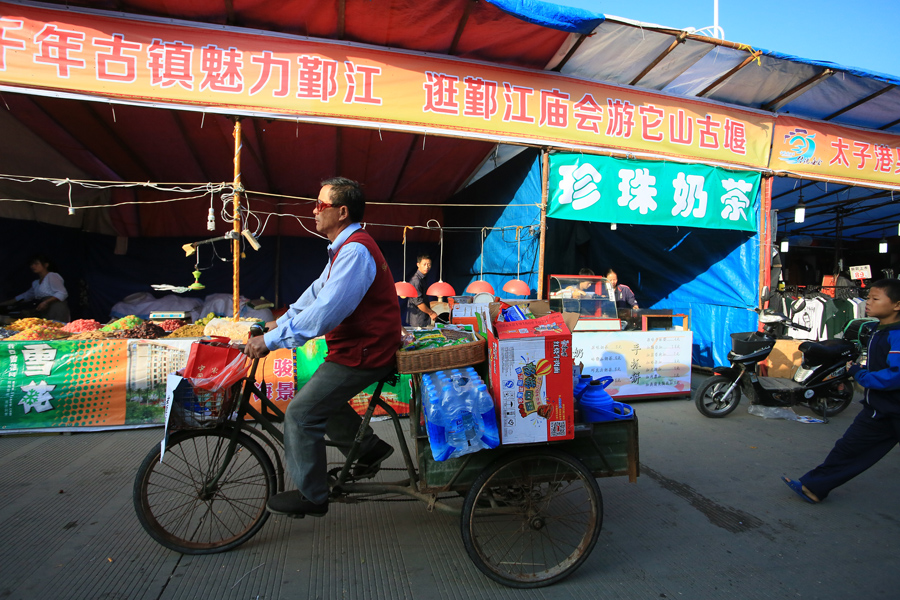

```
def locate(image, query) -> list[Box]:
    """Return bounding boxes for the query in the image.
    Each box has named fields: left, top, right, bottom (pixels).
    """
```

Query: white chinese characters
left=557, top=163, right=602, bottom=210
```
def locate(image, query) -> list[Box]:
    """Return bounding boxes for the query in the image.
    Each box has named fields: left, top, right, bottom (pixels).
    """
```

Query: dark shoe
left=266, top=490, right=328, bottom=517
left=352, top=440, right=394, bottom=479
left=781, top=476, right=819, bottom=504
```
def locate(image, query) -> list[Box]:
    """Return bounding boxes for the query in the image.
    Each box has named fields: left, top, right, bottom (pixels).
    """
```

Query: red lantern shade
left=502, top=279, right=530, bottom=297
left=395, top=281, right=418, bottom=298
left=426, top=281, right=456, bottom=297
left=465, top=280, right=495, bottom=295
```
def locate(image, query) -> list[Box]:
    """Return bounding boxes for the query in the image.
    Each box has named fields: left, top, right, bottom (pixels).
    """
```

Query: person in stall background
left=606, top=269, right=639, bottom=310
left=243, top=177, right=400, bottom=519
left=564, top=268, right=596, bottom=299
left=407, top=253, right=437, bottom=327
left=0, top=254, right=70, bottom=322
left=782, top=278, right=900, bottom=504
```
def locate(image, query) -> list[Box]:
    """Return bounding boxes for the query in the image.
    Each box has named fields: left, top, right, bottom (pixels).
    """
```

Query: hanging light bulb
left=465, top=227, right=495, bottom=295
left=610, top=223, right=617, bottom=230
left=502, top=225, right=529, bottom=297
left=780, top=239, right=789, bottom=253
left=794, top=186, right=806, bottom=224
left=425, top=220, right=456, bottom=298
left=879, top=235, right=888, bottom=254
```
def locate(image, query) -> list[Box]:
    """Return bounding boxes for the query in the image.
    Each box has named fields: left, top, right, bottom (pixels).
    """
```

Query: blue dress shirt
left=263, top=223, right=376, bottom=350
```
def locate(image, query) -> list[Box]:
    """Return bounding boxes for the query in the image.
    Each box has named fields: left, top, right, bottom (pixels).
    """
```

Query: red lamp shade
left=502, top=279, right=531, bottom=297
left=426, top=281, right=456, bottom=297
left=395, top=281, right=418, bottom=298
left=465, top=280, right=495, bottom=295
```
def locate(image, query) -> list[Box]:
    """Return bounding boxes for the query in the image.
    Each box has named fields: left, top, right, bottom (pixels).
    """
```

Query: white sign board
left=848, top=265, right=872, bottom=280
left=573, top=331, right=692, bottom=398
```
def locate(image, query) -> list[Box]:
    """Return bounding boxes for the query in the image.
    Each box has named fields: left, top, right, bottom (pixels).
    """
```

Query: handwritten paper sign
left=572, top=331, right=692, bottom=399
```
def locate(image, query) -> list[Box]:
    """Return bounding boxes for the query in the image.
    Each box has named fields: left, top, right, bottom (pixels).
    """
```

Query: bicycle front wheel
left=461, top=448, right=603, bottom=588
left=133, top=428, right=276, bottom=554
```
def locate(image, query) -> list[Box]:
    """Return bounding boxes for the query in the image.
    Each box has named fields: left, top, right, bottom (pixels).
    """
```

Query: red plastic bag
left=182, top=337, right=248, bottom=392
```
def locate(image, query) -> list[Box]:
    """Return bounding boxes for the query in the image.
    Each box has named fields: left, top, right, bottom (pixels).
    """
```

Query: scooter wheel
left=809, top=381, right=854, bottom=417
left=695, top=375, right=741, bottom=418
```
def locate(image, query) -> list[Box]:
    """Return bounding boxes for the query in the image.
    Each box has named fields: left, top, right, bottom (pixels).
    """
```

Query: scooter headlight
left=793, top=365, right=815, bottom=383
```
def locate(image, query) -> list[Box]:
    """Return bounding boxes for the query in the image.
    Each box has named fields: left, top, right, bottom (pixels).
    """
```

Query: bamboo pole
left=233, top=119, right=243, bottom=321
left=538, top=148, right=549, bottom=299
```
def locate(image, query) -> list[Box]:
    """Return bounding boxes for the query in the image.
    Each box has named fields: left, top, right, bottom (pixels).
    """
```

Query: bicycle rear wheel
left=133, top=428, right=276, bottom=554
left=461, top=448, right=603, bottom=588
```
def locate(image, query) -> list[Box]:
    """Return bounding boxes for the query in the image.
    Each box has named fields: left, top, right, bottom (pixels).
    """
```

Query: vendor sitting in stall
left=0, top=254, right=70, bottom=322
left=606, top=269, right=639, bottom=310
left=565, top=268, right=597, bottom=299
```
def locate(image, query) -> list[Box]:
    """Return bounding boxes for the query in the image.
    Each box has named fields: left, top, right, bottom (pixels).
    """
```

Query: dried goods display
left=164, top=323, right=206, bottom=338
left=61, top=319, right=102, bottom=333
left=8, top=317, right=64, bottom=332
left=157, top=319, right=185, bottom=332
left=67, top=330, right=109, bottom=340
left=101, top=315, right=144, bottom=332
left=6, top=325, right=71, bottom=341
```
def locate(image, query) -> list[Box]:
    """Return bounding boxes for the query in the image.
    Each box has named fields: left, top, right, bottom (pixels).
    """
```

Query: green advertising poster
left=0, top=339, right=180, bottom=430
left=548, top=153, right=761, bottom=232
left=295, top=339, right=412, bottom=415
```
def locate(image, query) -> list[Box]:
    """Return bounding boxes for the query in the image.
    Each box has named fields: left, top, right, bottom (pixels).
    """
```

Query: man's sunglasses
left=315, top=200, right=339, bottom=211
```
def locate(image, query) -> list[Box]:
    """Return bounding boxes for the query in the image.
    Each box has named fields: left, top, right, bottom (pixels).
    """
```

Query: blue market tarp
left=443, top=149, right=543, bottom=297
left=488, top=0, right=605, bottom=34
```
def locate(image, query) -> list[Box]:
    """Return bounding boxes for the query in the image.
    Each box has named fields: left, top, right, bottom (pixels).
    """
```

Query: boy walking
left=782, top=278, right=900, bottom=503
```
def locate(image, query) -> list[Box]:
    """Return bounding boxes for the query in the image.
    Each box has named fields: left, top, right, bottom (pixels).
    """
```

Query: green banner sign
left=548, top=154, right=761, bottom=232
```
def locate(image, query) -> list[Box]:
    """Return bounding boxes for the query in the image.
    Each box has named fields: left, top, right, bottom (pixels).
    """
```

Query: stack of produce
left=129, top=322, right=167, bottom=339
left=158, top=319, right=185, bottom=332
left=203, top=317, right=264, bottom=342
left=6, top=325, right=71, bottom=341
left=68, top=330, right=109, bottom=340
left=8, top=317, right=63, bottom=332
left=101, top=315, right=143, bottom=332
left=164, top=323, right=206, bottom=338
left=61, top=319, right=102, bottom=333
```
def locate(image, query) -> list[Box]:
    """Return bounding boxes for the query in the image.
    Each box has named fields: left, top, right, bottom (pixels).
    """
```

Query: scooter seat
left=798, top=339, right=857, bottom=367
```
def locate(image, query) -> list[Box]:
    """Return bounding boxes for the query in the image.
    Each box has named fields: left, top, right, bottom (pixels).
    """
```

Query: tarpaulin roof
left=2, top=0, right=898, bottom=243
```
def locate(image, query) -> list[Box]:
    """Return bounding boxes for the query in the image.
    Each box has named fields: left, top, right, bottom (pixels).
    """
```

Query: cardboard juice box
left=488, top=311, right=574, bottom=444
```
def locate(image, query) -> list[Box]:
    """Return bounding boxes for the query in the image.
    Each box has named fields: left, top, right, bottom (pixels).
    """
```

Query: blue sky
left=544, top=0, right=899, bottom=78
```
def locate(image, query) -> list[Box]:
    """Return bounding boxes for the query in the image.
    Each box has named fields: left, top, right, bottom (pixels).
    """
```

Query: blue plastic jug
left=579, top=376, right=634, bottom=422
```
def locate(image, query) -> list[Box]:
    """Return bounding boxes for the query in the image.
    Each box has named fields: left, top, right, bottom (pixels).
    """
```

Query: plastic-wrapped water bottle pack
left=421, top=367, right=500, bottom=461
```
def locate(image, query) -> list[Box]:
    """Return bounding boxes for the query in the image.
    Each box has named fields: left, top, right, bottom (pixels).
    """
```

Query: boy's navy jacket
left=848, top=321, right=900, bottom=418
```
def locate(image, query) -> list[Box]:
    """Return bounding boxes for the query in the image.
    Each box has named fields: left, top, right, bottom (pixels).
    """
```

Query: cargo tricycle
left=133, top=341, right=639, bottom=588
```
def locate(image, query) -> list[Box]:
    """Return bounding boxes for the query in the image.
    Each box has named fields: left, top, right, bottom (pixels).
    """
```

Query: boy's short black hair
left=578, top=268, right=594, bottom=276
left=416, top=254, right=431, bottom=263
left=870, top=278, right=900, bottom=302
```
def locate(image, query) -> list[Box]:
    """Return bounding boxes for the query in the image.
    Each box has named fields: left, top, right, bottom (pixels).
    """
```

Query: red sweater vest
left=324, top=229, right=401, bottom=369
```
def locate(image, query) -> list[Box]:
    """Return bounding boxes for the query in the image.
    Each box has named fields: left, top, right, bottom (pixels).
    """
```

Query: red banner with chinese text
left=770, top=117, right=900, bottom=187
left=0, top=2, right=771, bottom=168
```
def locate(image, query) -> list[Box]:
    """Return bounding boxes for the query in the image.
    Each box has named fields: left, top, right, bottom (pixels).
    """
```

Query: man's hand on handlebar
left=242, top=323, right=271, bottom=359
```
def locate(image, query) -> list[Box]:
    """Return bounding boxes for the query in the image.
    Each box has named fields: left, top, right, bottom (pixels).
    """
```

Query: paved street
left=1, top=377, right=897, bottom=599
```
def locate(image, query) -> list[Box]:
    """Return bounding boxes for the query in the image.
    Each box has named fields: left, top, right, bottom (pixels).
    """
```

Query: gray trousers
left=283, top=360, right=394, bottom=504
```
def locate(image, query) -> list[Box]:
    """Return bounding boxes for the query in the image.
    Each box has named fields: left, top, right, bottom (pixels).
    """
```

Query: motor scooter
left=695, top=291, right=860, bottom=420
